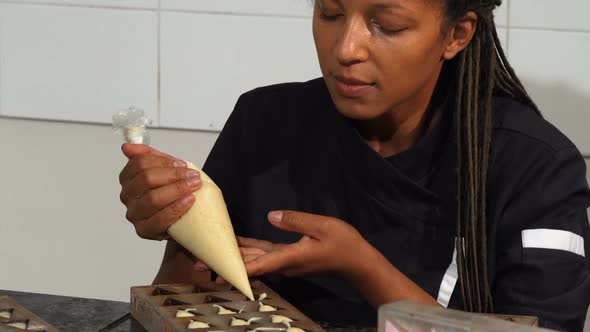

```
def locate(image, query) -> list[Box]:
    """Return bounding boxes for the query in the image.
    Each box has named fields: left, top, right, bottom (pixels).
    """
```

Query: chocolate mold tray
left=0, top=297, right=58, bottom=332
left=131, top=280, right=325, bottom=332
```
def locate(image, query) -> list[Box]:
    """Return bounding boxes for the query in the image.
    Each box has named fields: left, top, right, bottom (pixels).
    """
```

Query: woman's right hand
left=119, top=144, right=202, bottom=240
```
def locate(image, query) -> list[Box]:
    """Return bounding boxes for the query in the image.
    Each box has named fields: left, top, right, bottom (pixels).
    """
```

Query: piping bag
left=113, top=107, right=254, bottom=301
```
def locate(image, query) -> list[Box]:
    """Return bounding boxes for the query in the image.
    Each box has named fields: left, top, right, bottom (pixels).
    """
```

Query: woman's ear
left=442, top=11, right=478, bottom=60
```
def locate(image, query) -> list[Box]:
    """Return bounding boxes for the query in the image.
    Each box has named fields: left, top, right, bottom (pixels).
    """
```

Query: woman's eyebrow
left=370, top=2, right=407, bottom=12
left=319, top=0, right=343, bottom=8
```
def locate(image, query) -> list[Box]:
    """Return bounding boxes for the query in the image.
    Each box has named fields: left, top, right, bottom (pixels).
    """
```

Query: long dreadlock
left=442, top=0, right=539, bottom=313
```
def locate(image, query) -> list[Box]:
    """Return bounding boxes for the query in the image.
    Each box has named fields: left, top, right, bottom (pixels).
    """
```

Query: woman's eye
left=319, top=11, right=343, bottom=20
left=373, top=22, right=405, bottom=36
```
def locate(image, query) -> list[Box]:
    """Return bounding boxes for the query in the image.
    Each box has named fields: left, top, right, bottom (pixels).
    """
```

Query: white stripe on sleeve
left=437, top=242, right=458, bottom=308
left=522, top=228, right=585, bottom=257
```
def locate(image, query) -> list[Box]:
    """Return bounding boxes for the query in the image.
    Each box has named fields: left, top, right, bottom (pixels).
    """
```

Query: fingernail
left=185, top=169, right=200, bottom=178
left=173, top=160, right=187, bottom=168
left=194, top=262, right=208, bottom=271
left=187, top=177, right=201, bottom=188
left=181, top=195, right=194, bottom=205
left=268, top=211, right=283, bottom=224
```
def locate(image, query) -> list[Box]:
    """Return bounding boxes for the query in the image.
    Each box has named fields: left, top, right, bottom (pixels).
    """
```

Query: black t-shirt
left=202, top=78, right=590, bottom=330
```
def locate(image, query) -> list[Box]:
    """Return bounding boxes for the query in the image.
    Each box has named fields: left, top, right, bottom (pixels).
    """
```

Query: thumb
left=121, top=143, right=172, bottom=159
left=267, top=210, right=328, bottom=239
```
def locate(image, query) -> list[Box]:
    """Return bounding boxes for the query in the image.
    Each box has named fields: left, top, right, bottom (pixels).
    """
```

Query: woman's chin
left=333, top=102, right=385, bottom=121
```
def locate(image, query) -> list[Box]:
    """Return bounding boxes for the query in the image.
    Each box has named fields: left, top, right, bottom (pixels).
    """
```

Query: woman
left=118, top=0, right=590, bottom=330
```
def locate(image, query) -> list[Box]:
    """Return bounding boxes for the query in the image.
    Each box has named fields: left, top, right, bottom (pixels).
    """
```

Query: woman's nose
left=334, top=17, right=370, bottom=66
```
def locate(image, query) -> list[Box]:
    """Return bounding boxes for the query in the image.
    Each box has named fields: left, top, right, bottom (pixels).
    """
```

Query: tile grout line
left=158, top=8, right=311, bottom=19
left=0, top=0, right=157, bottom=12
left=156, top=0, right=161, bottom=127
left=0, top=0, right=313, bottom=19
left=0, top=114, right=219, bottom=134
left=509, top=26, right=590, bottom=34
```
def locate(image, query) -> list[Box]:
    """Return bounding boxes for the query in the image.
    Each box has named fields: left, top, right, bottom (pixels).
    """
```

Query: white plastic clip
left=112, top=106, right=152, bottom=145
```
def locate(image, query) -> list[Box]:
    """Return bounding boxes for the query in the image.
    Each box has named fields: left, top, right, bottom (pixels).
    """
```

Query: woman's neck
left=354, top=58, right=446, bottom=158
left=355, top=88, right=442, bottom=159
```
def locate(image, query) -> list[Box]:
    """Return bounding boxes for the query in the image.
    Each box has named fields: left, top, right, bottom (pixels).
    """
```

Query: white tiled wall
left=509, top=29, right=590, bottom=154
left=494, top=1, right=508, bottom=27
left=506, top=0, right=590, bottom=155
left=510, top=0, right=590, bottom=31
left=0, top=0, right=319, bottom=131
left=496, top=27, right=508, bottom=50
left=0, top=3, right=159, bottom=124
left=161, top=0, right=313, bottom=16
left=0, top=0, right=158, bottom=8
left=159, top=12, right=317, bottom=130
left=2, top=0, right=587, bottom=153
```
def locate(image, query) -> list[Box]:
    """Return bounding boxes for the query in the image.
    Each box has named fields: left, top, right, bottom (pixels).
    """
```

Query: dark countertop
left=1, top=289, right=144, bottom=332
left=0, top=289, right=376, bottom=332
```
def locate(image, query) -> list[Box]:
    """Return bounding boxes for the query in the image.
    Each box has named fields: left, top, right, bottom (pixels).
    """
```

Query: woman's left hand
left=237, top=210, right=374, bottom=279
left=194, top=209, right=439, bottom=307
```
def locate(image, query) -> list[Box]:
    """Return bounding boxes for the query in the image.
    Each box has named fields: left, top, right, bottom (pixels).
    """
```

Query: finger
left=121, top=144, right=174, bottom=159
left=215, top=276, right=227, bottom=285
left=267, top=210, right=332, bottom=239
left=133, top=194, right=195, bottom=240
left=119, top=154, right=187, bottom=185
left=239, top=247, right=268, bottom=257
left=127, top=178, right=201, bottom=221
left=243, top=254, right=263, bottom=263
left=245, top=247, right=301, bottom=277
left=194, top=261, right=210, bottom=272
left=237, top=237, right=279, bottom=252
left=121, top=167, right=201, bottom=204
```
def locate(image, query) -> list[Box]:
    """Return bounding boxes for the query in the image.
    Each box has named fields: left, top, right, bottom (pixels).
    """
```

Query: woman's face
left=313, top=0, right=451, bottom=120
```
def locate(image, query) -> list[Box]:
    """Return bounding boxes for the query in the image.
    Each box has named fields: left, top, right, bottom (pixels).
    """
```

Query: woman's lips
left=333, top=75, right=376, bottom=98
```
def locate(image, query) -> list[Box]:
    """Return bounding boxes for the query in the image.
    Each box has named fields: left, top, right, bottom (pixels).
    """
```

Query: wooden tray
left=131, top=280, right=325, bottom=332
left=0, top=296, right=58, bottom=332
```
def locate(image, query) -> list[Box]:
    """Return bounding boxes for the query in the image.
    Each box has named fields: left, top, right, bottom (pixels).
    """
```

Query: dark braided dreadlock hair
left=440, top=0, right=539, bottom=313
